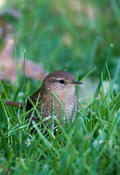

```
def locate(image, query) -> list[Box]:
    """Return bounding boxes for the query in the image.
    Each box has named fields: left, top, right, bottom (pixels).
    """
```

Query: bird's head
left=41, top=70, right=82, bottom=98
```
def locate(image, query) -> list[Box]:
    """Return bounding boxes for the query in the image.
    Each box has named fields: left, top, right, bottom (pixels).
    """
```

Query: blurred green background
left=0, top=0, right=120, bottom=101
left=1, top=0, right=120, bottom=80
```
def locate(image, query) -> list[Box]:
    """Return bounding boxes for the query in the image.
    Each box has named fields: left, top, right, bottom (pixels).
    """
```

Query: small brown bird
left=6, top=70, right=82, bottom=127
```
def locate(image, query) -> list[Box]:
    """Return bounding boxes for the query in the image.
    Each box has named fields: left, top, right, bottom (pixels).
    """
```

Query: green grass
left=1, top=0, right=120, bottom=174
left=0, top=69, right=120, bottom=175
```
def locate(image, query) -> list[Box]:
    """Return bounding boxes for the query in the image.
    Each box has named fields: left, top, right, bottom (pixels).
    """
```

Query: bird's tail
left=5, top=101, right=23, bottom=109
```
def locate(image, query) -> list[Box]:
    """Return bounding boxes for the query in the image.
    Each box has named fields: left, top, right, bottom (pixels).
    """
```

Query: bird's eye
left=59, top=80, right=65, bottom=84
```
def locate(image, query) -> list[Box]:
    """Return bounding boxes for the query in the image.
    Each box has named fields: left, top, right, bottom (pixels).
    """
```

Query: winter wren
left=6, top=70, right=82, bottom=126
left=26, top=70, right=82, bottom=125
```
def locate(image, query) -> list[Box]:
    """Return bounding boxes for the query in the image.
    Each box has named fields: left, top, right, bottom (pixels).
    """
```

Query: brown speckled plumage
left=26, top=70, right=82, bottom=126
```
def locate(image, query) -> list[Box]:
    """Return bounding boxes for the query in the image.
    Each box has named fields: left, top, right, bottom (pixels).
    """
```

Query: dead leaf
left=0, top=34, right=16, bottom=82
left=19, top=59, right=46, bottom=81
left=0, top=34, right=47, bottom=82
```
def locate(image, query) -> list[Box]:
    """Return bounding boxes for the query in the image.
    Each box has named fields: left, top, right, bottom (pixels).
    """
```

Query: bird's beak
left=72, top=80, right=83, bottom=85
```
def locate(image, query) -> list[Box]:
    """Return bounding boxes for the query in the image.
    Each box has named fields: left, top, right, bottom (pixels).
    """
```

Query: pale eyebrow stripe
left=50, top=77, right=65, bottom=81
